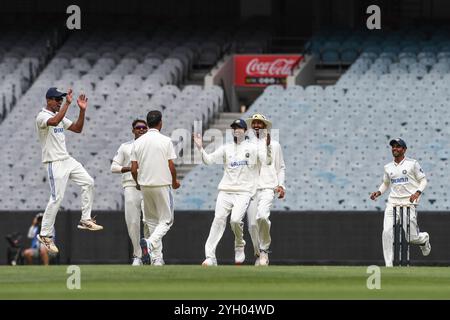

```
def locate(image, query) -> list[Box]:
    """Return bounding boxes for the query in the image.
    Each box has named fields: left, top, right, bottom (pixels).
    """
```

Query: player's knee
left=87, top=177, right=95, bottom=188
left=229, top=217, right=242, bottom=226
left=23, top=249, right=32, bottom=258
left=382, top=228, right=392, bottom=239
left=257, top=215, right=270, bottom=224
left=213, top=216, right=227, bottom=226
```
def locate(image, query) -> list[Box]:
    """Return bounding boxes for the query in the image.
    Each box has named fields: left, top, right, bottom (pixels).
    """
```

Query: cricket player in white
left=111, top=119, right=148, bottom=266
left=193, top=119, right=271, bottom=266
left=243, top=114, right=286, bottom=266
left=370, top=138, right=431, bottom=267
left=131, top=110, right=180, bottom=266
left=35, top=87, right=103, bottom=254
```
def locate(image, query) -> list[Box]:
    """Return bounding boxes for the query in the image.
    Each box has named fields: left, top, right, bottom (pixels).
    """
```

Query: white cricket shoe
left=259, top=250, right=269, bottom=266
left=235, top=246, right=245, bottom=264
left=152, top=258, right=165, bottom=266
left=202, top=257, right=218, bottom=266
left=420, top=233, right=431, bottom=256
left=132, top=257, right=143, bottom=266
left=37, top=235, right=59, bottom=254
left=254, top=256, right=261, bottom=266
left=77, top=218, right=103, bottom=231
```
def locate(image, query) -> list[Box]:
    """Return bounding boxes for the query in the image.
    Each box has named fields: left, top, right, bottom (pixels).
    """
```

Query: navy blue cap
left=230, top=119, right=247, bottom=130
left=46, top=87, right=67, bottom=99
left=390, top=138, right=407, bottom=148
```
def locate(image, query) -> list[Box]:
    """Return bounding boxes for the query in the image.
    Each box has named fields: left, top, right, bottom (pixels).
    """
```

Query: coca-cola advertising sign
left=234, top=54, right=303, bottom=87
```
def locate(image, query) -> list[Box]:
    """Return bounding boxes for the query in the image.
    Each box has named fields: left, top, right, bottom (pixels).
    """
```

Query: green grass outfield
left=1, top=265, right=450, bottom=299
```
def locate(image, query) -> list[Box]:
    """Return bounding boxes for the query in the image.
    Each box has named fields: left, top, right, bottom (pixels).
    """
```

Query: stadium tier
left=176, top=30, right=450, bottom=211
left=2, top=28, right=450, bottom=212
left=0, top=28, right=230, bottom=211
left=0, top=30, right=50, bottom=121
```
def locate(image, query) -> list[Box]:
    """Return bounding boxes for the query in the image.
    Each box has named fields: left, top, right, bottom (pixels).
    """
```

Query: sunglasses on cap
left=134, top=125, right=148, bottom=130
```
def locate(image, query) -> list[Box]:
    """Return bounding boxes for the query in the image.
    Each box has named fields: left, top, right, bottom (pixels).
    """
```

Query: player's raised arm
left=45, top=88, right=72, bottom=127
left=68, top=94, right=88, bottom=133
left=257, top=136, right=272, bottom=166
left=193, top=133, right=225, bottom=165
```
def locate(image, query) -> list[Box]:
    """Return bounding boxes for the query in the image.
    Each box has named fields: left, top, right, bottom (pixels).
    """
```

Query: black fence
left=2, top=210, right=450, bottom=266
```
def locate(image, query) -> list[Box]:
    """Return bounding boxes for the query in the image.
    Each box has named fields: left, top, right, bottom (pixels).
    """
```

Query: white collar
left=42, top=108, right=55, bottom=116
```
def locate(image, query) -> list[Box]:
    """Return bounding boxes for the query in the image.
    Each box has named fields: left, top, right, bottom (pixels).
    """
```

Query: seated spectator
left=23, top=213, right=57, bottom=265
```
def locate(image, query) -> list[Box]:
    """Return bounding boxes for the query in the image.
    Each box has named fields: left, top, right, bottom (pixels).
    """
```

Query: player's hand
left=193, top=133, right=203, bottom=149
left=275, top=186, right=285, bottom=199
left=370, top=191, right=381, bottom=200
left=172, top=180, right=181, bottom=189
left=409, top=192, right=421, bottom=203
left=77, top=94, right=88, bottom=110
left=136, top=184, right=141, bottom=191
left=65, top=89, right=73, bottom=104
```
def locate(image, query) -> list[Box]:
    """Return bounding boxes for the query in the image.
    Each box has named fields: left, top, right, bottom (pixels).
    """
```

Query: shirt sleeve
left=378, top=169, right=390, bottom=194
left=414, top=161, right=426, bottom=181
left=111, top=145, right=125, bottom=173
left=62, top=117, right=73, bottom=130
left=201, top=145, right=225, bottom=165
left=257, top=140, right=272, bottom=166
left=167, top=140, right=177, bottom=160
left=276, top=144, right=286, bottom=189
left=36, top=113, right=52, bottom=129
left=130, top=144, right=137, bottom=162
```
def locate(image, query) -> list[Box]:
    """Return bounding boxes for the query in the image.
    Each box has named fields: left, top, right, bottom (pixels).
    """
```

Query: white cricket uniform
left=246, top=138, right=286, bottom=257
left=36, top=108, right=94, bottom=237
left=377, top=157, right=429, bottom=266
left=130, top=128, right=176, bottom=263
left=200, top=139, right=270, bottom=260
left=111, top=140, right=145, bottom=259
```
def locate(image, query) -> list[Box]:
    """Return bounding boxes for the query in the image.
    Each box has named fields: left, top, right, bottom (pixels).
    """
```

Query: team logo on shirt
left=402, top=170, right=407, bottom=174
left=391, top=177, right=409, bottom=184
left=245, top=153, right=250, bottom=158
left=229, top=160, right=249, bottom=168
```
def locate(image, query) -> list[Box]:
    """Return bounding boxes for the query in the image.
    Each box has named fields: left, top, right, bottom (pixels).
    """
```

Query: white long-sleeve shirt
left=378, top=157, right=427, bottom=205
left=201, top=139, right=271, bottom=195
left=252, top=138, right=286, bottom=190
left=111, top=140, right=136, bottom=188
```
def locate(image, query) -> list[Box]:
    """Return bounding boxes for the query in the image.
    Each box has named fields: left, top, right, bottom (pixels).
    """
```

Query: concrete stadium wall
left=1, top=210, right=450, bottom=266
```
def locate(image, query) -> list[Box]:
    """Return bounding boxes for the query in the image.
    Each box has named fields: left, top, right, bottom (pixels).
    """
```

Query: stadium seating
left=0, top=31, right=49, bottom=122
left=0, top=29, right=225, bottom=211
left=176, top=29, right=450, bottom=211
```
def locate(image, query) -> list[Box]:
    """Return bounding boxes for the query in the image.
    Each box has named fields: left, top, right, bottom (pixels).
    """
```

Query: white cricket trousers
left=41, top=157, right=94, bottom=237
left=124, top=186, right=144, bottom=258
left=246, top=188, right=275, bottom=257
left=205, top=191, right=252, bottom=260
left=382, top=203, right=429, bottom=266
left=141, top=185, right=174, bottom=262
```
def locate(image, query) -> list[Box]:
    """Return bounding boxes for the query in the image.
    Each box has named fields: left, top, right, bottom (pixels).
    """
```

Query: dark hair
left=147, top=110, right=162, bottom=128
left=132, top=119, right=147, bottom=129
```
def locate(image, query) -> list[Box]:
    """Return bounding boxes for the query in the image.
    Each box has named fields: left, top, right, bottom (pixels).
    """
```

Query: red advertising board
left=234, top=54, right=303, bottom=87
